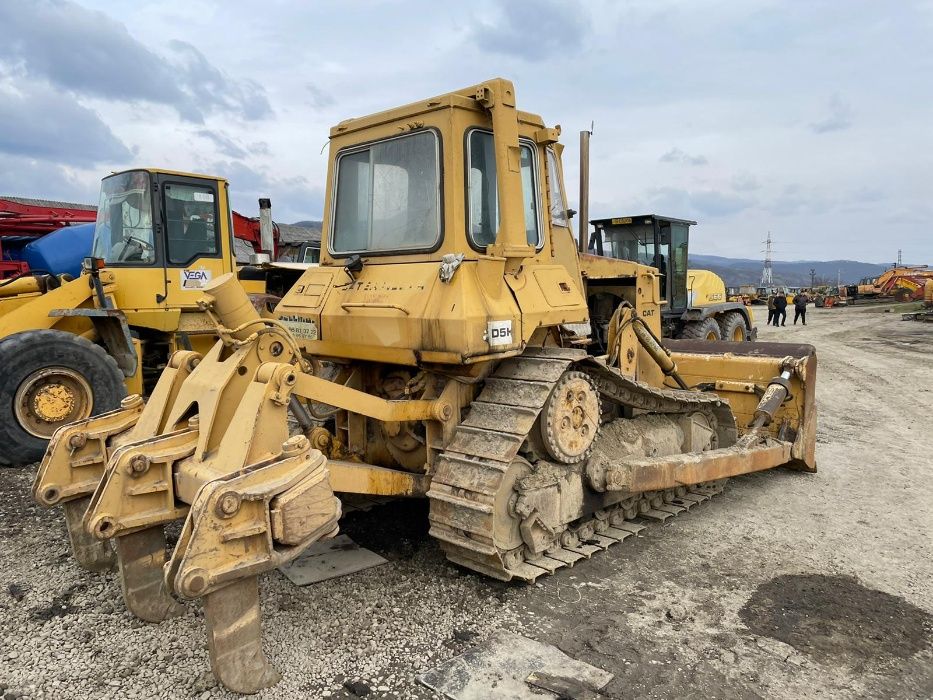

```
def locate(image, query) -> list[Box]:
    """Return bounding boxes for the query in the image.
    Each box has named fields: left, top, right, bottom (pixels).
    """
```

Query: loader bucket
left=664, top=339, right=817, bottom=471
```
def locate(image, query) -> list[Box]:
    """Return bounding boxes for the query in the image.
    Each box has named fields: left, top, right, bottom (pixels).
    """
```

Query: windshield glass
left=601, top=223, right=656, bottom=266
left=331, top=131, right=440, bottom=254
left=92, top=171, right=156, bottom=265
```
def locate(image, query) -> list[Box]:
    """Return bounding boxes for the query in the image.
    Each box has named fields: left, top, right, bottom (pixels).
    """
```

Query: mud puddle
left=740, top=573, right=932, bottom=666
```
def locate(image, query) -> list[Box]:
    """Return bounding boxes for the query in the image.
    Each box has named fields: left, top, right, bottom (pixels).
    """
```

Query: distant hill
left=689, top=254, right=889, bottom=287
left=292, top=220, right=323, bottom=230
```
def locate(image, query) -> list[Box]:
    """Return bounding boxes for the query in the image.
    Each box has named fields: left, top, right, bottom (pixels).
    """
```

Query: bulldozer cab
left=274, top=78, right=616, bottom=365
left=91, top=168, right=236, bottom=310
left=590, top=215, right=694, bottom=314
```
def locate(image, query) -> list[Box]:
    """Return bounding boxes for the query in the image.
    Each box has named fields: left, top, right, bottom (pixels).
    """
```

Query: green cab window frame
left=465, top=128, right=543, bottom=251
left=329, top=129, right=443, bottom=257
left=161, top=178, right=222, bottom=267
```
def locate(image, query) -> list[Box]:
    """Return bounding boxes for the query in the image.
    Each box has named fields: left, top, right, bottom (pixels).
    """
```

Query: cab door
left=155, top=173, right=235, bottom=309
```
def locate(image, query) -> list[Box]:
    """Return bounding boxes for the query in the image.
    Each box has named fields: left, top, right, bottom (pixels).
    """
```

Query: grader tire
left=678, top=317, right=721, bottom=341
left=0, top=330, right=125, bottom=467
left=718, top=312, right=747, bottom=342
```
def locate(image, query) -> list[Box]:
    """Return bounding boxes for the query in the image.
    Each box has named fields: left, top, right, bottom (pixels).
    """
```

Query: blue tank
left=22, top=223, right=96, bottom=278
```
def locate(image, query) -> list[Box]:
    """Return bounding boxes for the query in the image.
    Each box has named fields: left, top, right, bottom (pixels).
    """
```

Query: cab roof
left=591, top=214, right=697, bottom=227
left=106, top=168, right=229, bottom=184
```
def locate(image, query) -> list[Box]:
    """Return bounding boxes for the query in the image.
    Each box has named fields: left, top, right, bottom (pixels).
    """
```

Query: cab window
left=92, top=171, right=156, bottom=265
left=164, top=183, right=219, bottom=265
left=331, top=130, right=440, bottom=254
left=467, top=130, right=541, bottom=248
left=546, top=147, right=569, bottom=227
left=302, top=245, right=320, bottom=263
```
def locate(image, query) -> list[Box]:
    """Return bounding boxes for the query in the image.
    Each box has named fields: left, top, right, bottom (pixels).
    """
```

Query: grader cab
left=34, top=79, right=817, bottom=693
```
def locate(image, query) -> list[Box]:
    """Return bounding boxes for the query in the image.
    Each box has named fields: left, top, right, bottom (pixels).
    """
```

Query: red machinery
left=1, top=196, right=279, bottom=279
left=0, top=197, right=97, bottom=278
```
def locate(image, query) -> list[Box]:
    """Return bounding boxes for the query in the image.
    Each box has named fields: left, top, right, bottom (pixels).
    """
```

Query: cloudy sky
left=1, top=0, right=930, bottom=263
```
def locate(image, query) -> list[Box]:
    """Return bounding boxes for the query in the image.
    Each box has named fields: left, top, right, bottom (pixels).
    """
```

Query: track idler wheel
left=538, top=370, right=600, bottom=464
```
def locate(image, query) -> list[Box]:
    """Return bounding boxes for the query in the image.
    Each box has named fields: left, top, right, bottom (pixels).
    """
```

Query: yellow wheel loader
left=589, top=215, right=754, bottom=342
left=0, top=169, right=302, bottom=465
left=34, top=80, right=817, bottom=694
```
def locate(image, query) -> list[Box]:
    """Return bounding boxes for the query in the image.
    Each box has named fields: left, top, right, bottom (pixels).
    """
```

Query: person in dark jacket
left=793, top=292, right=809, bottom=325
left=773, top=292, right=788, bottom=326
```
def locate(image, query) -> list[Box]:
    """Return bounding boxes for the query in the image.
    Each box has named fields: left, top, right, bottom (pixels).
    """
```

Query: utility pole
left=760, top=232, right=773, bottom=286
left=810, top=268, right=816, bottom=288
left=897, top=249, right=902, bottom=267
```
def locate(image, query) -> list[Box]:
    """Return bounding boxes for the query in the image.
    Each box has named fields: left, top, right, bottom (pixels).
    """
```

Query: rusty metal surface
left=600, top=440, right=793, bottom=494
left=327, top=460, right=430, bottom=497
left=61, top=497, right=115, bottom=572
left=114, top=526, right=185, bottom=622
left=203, top=576, right=281, bottom=694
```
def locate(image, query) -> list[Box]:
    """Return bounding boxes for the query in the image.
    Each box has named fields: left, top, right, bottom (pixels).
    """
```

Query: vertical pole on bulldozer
left=259, top=198, right=274, bottom=256
left=578, top=127, right=591, bottom=253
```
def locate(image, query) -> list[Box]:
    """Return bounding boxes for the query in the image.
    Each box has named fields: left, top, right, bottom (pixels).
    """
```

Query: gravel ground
left=1, top=304, right=931, bottom=699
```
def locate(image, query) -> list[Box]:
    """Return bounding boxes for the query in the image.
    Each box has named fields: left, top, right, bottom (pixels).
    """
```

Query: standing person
left=766, top=293, right=776, bottom=326
left=773, top=291, right=788, bottom=327
left=793, top=291, right=809, bottom=325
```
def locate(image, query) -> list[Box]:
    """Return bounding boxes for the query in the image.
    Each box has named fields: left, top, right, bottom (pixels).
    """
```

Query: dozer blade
left=203, top=577, right=281, bottom=694
left=61, top=497, right=116, bottom=572
left=114, top=526, right=185, bottom=622
left=665, top=339, right=818, bottom=471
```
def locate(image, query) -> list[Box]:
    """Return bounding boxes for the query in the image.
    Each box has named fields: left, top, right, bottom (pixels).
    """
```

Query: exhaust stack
left=578, top=127, right=591, bottom=253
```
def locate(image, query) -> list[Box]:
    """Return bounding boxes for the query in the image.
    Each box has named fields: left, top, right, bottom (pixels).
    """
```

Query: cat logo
left=642, top=309, right=655, bottom=317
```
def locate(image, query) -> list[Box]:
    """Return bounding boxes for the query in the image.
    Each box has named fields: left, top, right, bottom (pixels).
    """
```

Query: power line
left=760, top=232, right=773, bottom=286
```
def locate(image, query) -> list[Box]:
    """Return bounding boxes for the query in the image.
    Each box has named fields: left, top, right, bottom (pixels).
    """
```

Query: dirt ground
left=1, top=303, right=931, bottom=699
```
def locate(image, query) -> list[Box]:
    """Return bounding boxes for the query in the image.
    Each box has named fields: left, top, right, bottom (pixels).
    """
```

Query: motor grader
left=34, top=79, right=817, bottom=694
left=0, top=168, right=303, bottom=465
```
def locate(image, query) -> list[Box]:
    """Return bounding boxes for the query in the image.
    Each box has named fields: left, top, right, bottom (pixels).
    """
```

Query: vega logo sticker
left=180, top=268, right=212, bottom=290
left=487, top=320, right=513, bottom=347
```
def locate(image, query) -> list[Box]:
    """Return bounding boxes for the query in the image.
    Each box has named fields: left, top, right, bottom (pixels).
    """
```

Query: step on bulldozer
left=34, top=79, right=817, bottom=694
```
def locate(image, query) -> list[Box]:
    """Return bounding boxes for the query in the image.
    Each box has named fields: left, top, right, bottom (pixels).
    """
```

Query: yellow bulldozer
left=0, top=169, right=303, bottom=465
left=33, top=79, right=817, bottom=693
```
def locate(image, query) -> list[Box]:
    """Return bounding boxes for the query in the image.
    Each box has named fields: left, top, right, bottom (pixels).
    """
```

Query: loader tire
left=718, top=311, right=748, bottom=342
left=678, top=317, right=721, bottom=341
left=0, top=330, right=126, bottom=467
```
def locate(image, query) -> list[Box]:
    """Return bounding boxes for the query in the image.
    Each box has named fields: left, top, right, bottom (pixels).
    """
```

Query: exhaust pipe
left=578, top=128, right=591, bottom=253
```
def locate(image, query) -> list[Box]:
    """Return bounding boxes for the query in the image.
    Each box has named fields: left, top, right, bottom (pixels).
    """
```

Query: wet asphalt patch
left=740, top=573, right=932, bottom=666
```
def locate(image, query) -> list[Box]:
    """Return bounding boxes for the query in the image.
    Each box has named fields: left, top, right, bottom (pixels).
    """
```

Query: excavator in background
left=902, top=279, right=933, bottom=321
left=34, top=79, right=817, bottom=693
left=0, top=169, right=305, bottom=465
left=587, top=215, right=754, bottom=341
left=854, top=265, right=933, bottom=303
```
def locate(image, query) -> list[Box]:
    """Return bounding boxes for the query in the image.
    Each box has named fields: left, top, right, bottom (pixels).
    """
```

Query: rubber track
left=427, top=346, right=736, bottom=582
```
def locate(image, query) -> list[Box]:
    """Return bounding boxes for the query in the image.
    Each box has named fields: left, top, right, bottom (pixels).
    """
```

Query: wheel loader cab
left=275, top=79, right=633, bottom=366
left=591, top=215, right=693, bottom=314
left=91, top=169, right=236, bottom=312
